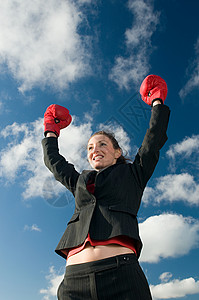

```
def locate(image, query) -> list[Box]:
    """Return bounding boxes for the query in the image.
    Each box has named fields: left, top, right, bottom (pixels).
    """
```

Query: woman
left=42, top=75, right=170, bottom=300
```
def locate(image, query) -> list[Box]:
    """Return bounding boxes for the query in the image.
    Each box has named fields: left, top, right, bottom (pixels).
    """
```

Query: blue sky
left=0, top=0, right=199, bottom=299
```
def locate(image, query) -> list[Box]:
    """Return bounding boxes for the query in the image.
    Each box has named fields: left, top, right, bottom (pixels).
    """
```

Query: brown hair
left=89, top=130, right=130, bottom=164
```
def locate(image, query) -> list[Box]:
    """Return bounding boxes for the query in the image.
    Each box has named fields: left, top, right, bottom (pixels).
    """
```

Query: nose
left=89, top=143, right=102, bottom=157
left=92, top=144, right=100, bottom=153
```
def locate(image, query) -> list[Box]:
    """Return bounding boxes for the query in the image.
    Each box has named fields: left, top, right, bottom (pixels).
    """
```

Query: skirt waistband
left=65, top=253, right=137, bottom=276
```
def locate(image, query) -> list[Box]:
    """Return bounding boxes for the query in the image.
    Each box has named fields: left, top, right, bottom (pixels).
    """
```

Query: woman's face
left=87, top=134, right=121, bottom=170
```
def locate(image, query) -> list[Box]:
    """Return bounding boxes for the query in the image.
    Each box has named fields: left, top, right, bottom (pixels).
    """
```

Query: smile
left=93, top=155, right=104, bottom=161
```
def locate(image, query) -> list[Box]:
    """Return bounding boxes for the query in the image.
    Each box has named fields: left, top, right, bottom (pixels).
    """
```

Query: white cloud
left=24, top=224, right=41, bottom=232
left=0, top=116, right=92, bottom=199
left=151, top=273, right=199, bottom=299
left=0, top=0, right=92, bottom=92
left=142, top=173, right=199, bottom=206
left=139, top=213, right=199, bottom=263
left=0, top=114, right=131, bottom=200
left=40, top=266, right=64, bottom=300
left=0, top=119, right=44, bottom=180
left=109, top=0, right=159, bottom=89
left=179, top=37, right=199, bottom=98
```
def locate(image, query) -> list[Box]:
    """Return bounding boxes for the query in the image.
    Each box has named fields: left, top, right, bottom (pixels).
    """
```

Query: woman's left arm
left=132, top=75, right=170, bottom=189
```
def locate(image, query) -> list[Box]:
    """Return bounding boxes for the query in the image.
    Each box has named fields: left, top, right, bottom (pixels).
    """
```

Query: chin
left=94, top=165, right=103, bottom=170
left=93, top=163, right=105, bottom=170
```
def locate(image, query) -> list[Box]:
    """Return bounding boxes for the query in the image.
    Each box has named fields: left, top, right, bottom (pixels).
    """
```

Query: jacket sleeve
left=42, top=137, right=80, bottom=195
left=132, top=104, right=170, bottom=190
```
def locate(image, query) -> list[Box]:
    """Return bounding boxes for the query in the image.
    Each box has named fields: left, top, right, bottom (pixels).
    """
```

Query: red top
left=62, top=181, right=137, bottom=259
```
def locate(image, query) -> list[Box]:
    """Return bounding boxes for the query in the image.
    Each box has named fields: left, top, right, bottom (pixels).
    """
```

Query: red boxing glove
left=44, top=104, right=72, bottom=137
left=140, top=74, right=168, bottom=106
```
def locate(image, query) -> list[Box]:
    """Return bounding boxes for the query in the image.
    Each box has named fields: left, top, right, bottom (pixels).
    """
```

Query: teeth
left=94, top=155, right=103, bottom=160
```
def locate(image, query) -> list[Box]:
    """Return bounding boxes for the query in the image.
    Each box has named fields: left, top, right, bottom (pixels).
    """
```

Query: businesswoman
left=42, top=74, right=170, bottom=300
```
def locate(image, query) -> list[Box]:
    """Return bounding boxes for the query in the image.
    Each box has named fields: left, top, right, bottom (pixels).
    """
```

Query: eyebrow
left=87, top=139, right=107, bottom=146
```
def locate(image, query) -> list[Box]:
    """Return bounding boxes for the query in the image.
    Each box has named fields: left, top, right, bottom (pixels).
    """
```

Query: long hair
left=89, top=130, right=131, bottom=164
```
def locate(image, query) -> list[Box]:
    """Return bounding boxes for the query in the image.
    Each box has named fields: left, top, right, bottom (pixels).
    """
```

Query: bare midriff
left=66, top=243, right=134, bottom=266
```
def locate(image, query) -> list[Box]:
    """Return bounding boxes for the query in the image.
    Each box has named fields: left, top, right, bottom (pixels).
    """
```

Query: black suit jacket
left=42, top=104, right=170, bottom=259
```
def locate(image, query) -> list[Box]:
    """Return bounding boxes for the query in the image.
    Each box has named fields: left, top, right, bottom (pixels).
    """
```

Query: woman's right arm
left=42, top=105, right=79, bottom=195
left=42, top=137, right=79, bottom=195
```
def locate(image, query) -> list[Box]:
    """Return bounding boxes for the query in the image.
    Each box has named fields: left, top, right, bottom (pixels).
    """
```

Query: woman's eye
left=101, top=142, right=106, bottom=146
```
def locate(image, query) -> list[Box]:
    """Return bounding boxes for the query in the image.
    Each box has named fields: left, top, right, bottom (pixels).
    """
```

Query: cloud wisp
left=167, top=135, right=199, bottom=159
left=109, top=0, right=159, bottom=89
left=0, top=0, right=92, bottom=93
left=179, top=37, right=199, bottom=99
left=24, top=224, right=41, bottom=232
left=166, top=134, right=199, bottom=172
